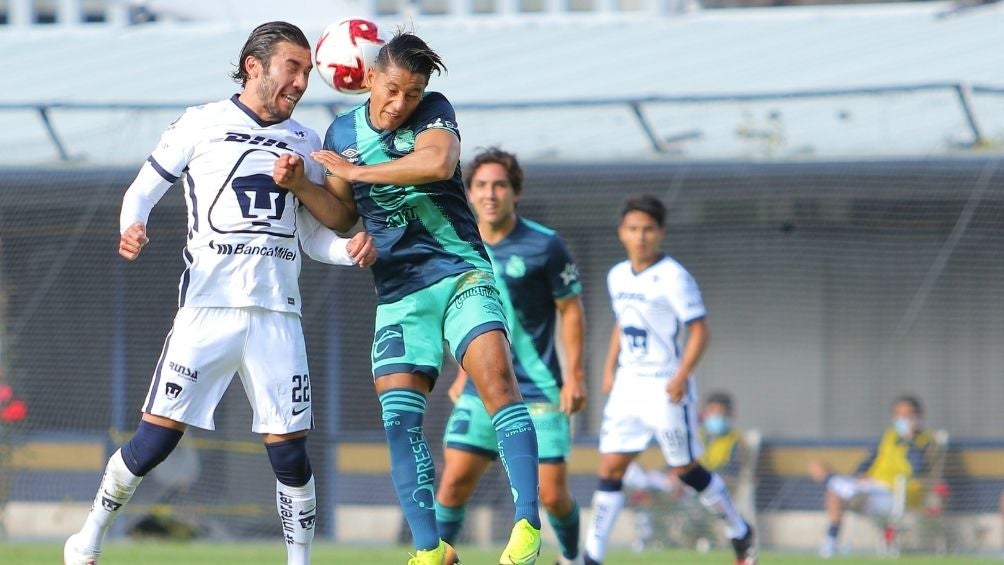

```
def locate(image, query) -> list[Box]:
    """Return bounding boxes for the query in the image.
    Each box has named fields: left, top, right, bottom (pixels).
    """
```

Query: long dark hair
left=231, top=21, right=310, bottom=86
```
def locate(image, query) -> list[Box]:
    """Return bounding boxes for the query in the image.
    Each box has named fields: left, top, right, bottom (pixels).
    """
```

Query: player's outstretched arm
left=557, top=295, right=587, bottom=415
left=119, top=221, right=149, bottom=261
left=312, top=129, right=460, bottom=187
left=296, top=206, right=376, bottom=267
left=602, top=323, right=621, bottom=396
left=274, top=153, right=358, bottom=232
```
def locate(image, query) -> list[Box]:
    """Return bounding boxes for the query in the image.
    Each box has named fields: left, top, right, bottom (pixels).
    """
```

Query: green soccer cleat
left=499, top=518, right=542, bottom=565
left=408, top=539, right=461, bottom=565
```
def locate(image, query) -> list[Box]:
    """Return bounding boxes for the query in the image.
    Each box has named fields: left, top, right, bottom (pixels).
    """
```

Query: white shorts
left=598, top=372, right=702, bottom=467
left=142, top=306, right=312, bottom=434
left=826, top=475, right=894, bottom=516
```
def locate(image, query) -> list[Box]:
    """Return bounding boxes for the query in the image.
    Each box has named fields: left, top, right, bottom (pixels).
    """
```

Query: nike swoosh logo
left=292, top=405, right=309, bottom=416
left=299, top=509, right=315, bottom=516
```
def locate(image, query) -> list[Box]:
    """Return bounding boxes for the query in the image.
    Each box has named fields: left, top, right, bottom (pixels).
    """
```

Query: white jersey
left=607, top=255, right=707, bottom=378
left=120, top=95, right=351, bottom=314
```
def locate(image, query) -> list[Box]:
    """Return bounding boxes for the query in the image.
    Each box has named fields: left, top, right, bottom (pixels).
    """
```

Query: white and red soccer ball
left=314, top=18, right=385, bottom=95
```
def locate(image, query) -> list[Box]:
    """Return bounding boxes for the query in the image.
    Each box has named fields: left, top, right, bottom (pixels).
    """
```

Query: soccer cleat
left=554, top=555, right=585, bottom=565
left=499, top=518, right=542, bottom=564
left=408, top=539, right=461, bottom=565
left=731, top=523, right=758, bottom=565
left=63, top=533, right=99, bottom=565
left=582, top=554, right=601, bottom=565
left=818, top=535, right=838, bottom=559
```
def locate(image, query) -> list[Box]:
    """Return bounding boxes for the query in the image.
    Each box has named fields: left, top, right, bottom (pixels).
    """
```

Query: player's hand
left=273, top=154, right=307, bottom=191
left=447, top=372, right=468, bottom=404
left=311, top=150, right=356, bottom=182
left=119, top=221, right=149, bottom=261
left=346, top=231, right=376, bottom=267
left=667, top=375, right=688, bottom=403
left=559, top=376, right=587, bottom=416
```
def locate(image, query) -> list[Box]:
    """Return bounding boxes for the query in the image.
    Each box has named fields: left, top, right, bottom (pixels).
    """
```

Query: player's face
left=249, top=41, right=312, bottom=122
left=467, top=163, right=519, bottom=229
left=618, top=210, right=666, bottom=264
left=366, top=64, right=427, bottom=131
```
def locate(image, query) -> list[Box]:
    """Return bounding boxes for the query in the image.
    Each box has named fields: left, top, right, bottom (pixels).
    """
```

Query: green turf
left=4, top=541, right=998, bottom=564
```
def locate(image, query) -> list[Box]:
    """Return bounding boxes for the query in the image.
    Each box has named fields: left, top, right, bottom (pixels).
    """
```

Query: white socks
left=276, top=476, right=316, bottom=565
left=78, top=449, right=143, bottom=552
left=584, top=489, right=625, bottom=561
left=697, top=472, right=749, bottom=539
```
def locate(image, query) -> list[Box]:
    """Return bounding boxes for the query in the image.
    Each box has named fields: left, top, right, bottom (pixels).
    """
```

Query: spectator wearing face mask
left=807, top=395, right=936, bottom=559
left=698, top=392, right=742, bottom=479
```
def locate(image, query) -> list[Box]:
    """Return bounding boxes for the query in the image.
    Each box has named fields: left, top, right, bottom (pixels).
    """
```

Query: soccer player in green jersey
left=275, top=32, right=542, bottom=565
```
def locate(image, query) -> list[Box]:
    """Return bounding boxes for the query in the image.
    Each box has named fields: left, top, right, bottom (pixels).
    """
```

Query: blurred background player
left=278, top=32, right=542, bottom=565
left=435, top=148, right=587, bottom=565
left=63, top=21, right=375, bottom=565
left=582, top=194, right=756, bottom=565
left=808, top=395, right=936, bottom=559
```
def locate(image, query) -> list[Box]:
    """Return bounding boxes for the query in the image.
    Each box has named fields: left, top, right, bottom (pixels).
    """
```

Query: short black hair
left=374, top=31, right=446, bottom=81
left=465, top=147, right=524, bottom=195
left=231, top=21, right=310, bottom=86
left=620, top=194, right=666, bottom=228
left=705, top=392, right=734, bottom=415
left=894, top=395, right=923, bottom=416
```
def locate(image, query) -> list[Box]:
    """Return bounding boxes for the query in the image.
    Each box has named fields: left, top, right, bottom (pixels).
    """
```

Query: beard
left=255, top=73, right=294, bottom=122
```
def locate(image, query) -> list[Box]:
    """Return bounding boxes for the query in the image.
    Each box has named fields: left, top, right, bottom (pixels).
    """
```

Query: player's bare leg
left=436, top=449, right=494, bottom=544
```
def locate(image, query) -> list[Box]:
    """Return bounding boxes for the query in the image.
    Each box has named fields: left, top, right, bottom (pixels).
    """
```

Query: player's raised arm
left=313, top=127, right=460, bottom=187
left=274, top=153, right=358, bottom=232
left=295, top=206, right=375, bottom=267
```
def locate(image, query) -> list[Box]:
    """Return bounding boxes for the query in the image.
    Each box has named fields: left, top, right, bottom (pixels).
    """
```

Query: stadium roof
left=1, top=2, right=1003, bottom=165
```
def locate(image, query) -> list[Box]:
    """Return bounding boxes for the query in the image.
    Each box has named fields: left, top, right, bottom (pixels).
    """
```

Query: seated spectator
left=808, top=395, right=936, bottom=558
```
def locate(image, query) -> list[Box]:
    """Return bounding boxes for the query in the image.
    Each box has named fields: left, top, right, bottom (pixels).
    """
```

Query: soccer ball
left=314, top=18, right=385, bottom=95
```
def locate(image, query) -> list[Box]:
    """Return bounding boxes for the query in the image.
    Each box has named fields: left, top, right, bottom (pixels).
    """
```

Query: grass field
left=5, top=542, right=1000, bottom=565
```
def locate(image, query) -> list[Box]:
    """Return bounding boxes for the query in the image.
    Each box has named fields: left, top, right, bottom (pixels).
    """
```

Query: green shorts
left=371, top=270, right=508, bottom=382
left=444, top=392, right=571, bottom=463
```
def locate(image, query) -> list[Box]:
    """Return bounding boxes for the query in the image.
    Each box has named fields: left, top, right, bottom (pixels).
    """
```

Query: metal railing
left=2, top=81, right=1002, bottom=161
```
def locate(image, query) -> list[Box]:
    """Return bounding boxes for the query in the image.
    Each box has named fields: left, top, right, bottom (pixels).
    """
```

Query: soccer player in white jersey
left=63, top=22, right=375, bottom=565
left=582, top=194, right=756, bottom=565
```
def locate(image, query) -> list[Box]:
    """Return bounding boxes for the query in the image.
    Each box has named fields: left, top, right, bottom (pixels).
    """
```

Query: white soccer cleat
left=555, top=555, right=585, bottom=565
left=818, top=536, right=837, bottom=559
left=64, top=533, right=100, bottom=565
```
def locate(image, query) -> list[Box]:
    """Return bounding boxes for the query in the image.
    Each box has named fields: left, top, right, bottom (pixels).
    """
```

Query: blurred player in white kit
left=582, top=194, right=756, bottom=565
